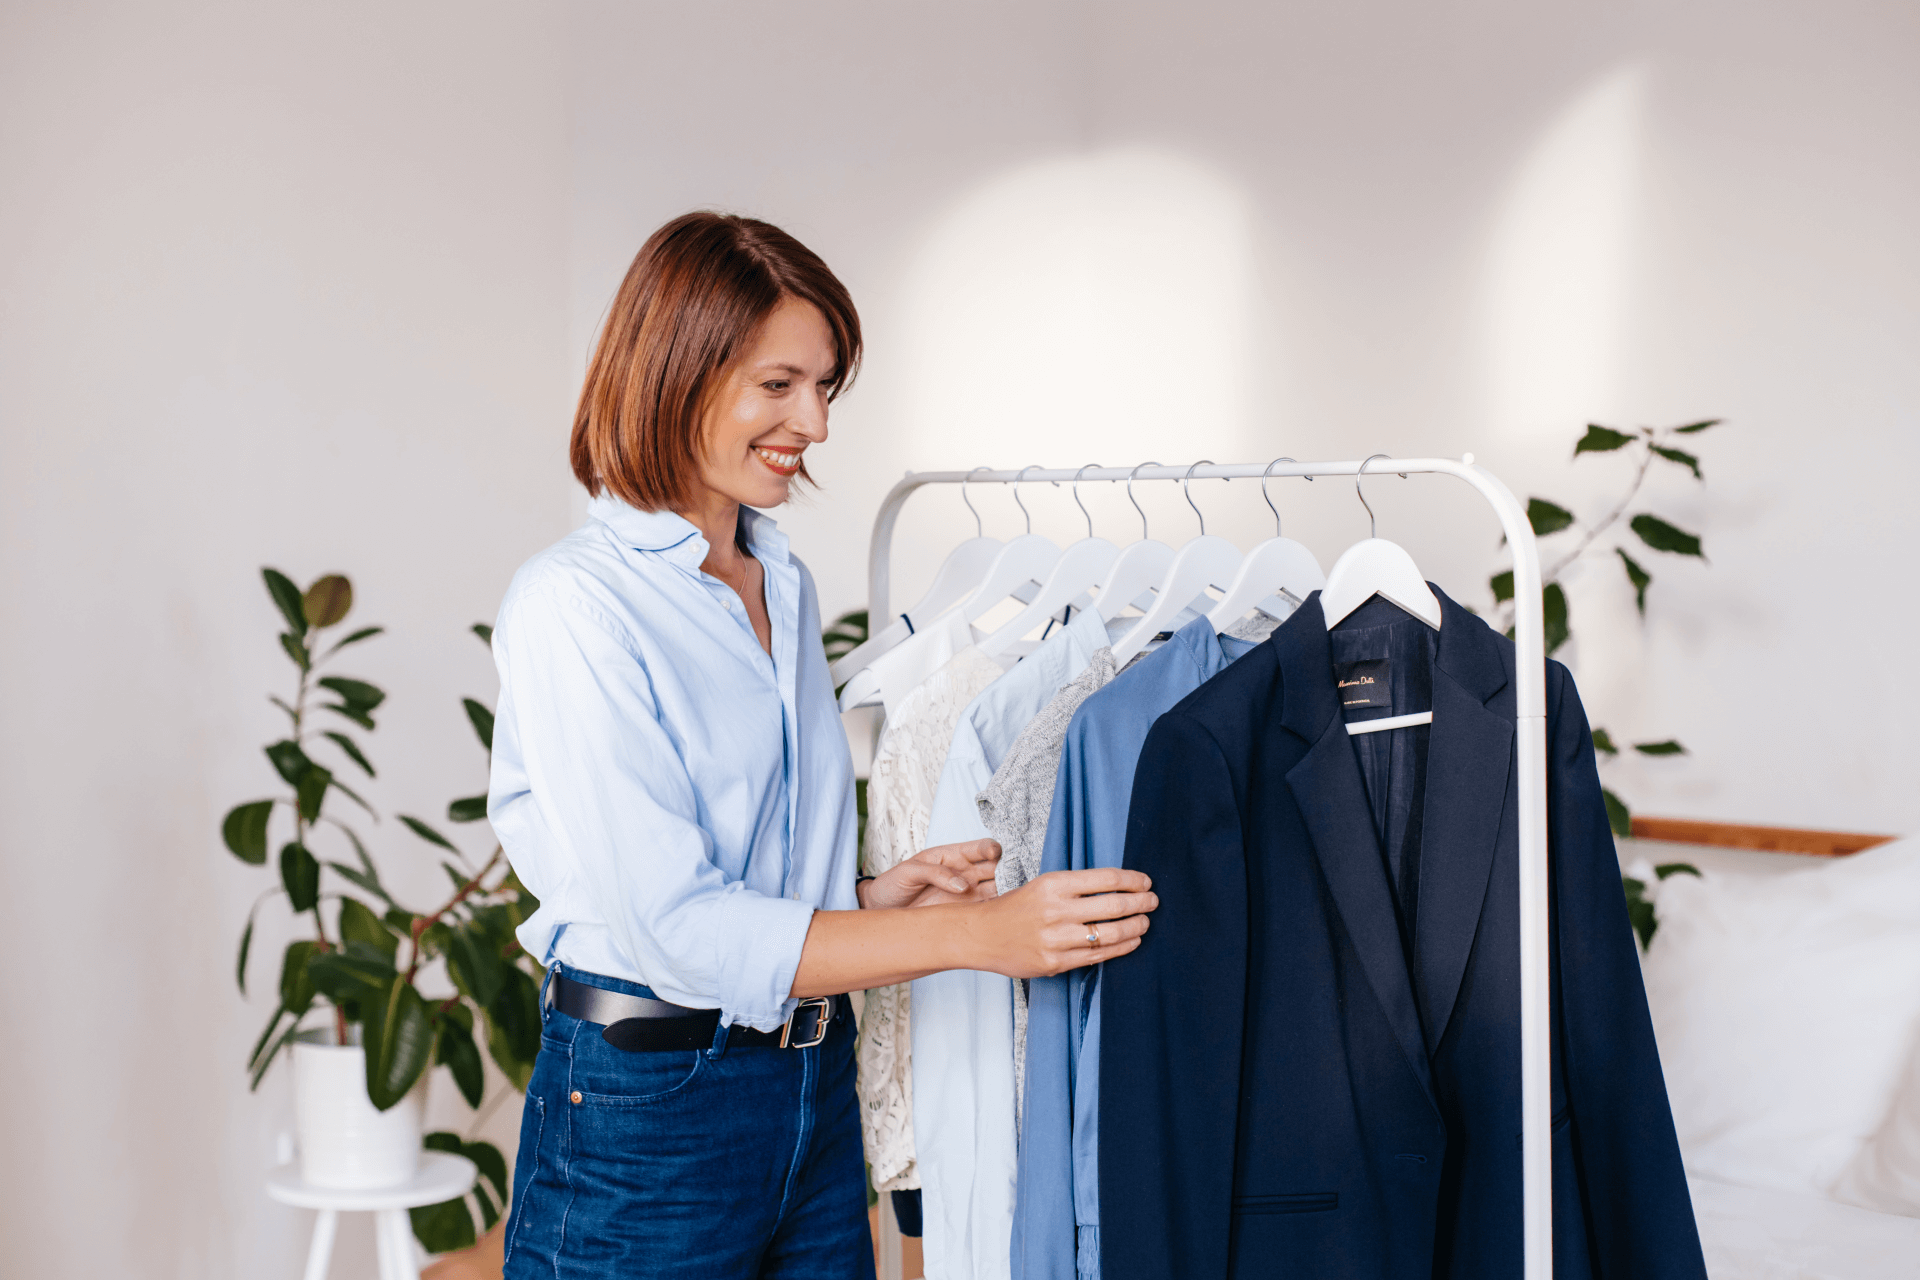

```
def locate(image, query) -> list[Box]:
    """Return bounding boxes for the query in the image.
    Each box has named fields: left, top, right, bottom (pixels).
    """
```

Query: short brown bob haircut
left=570, top=211, right=862, bottom=512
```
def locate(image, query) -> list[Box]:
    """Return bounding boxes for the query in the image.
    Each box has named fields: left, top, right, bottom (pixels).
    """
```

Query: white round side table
left=266, top=1151, right=478, bottom=1280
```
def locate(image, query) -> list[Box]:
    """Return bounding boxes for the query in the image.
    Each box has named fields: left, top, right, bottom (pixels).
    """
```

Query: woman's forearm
left=790, top=903, right=975, bottom=996
left=790, top=866, right=1159, bottom=997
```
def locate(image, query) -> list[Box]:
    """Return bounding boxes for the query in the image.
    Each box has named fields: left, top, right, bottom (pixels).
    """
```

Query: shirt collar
left=588, top=495, right=791, bottom=569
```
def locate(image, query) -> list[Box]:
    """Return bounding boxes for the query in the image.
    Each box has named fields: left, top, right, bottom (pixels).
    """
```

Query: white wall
left=1, top=3, right=1915, bottom=1277
left=567, top=0, right=1920, bottom=835
left=0, top=4, right=571, bottom=1276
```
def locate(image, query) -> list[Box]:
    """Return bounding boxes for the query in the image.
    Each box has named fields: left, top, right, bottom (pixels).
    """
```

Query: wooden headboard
left=1629, top=816, right=1898, bottom=859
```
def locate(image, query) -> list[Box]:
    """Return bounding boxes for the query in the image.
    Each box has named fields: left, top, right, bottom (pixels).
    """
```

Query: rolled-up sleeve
left=494, top=581, right=815, bottom=1030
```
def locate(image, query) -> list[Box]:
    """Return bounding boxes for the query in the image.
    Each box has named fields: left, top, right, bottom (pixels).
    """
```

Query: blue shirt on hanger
left=487, top=496, right=859, bottom=1033
left=1013, top=617, right=1262, bottom=1280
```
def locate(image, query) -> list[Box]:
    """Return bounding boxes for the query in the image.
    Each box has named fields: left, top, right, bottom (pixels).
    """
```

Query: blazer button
left=570, top=1090, right=582, bottom=1104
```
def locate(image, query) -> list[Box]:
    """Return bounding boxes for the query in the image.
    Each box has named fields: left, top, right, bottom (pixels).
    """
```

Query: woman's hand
left=976, top=868, right=1158, bottom=978
left=859, top=839, right=1002, bottom=910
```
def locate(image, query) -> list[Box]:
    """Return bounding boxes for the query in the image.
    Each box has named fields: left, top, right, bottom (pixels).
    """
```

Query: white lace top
left=857, top=645, right=1005, bottom=1192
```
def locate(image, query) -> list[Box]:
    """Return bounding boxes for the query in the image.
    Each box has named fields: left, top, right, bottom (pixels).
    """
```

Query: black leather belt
left=548, top=971, right=844, bottom=1053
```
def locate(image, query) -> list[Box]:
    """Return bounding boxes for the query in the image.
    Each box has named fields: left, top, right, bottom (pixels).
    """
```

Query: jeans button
left=570, top=1090, right=582, bottom=1104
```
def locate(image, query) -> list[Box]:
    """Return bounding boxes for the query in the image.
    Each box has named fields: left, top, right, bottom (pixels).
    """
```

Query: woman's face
left=696, top=297, right=837, bottom=512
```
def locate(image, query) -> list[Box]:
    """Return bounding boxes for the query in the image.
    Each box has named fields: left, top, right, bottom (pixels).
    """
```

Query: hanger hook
left=1182, top=461, right=1216, bottom=536
left=1072, top=464, right=1100, bottom=539
left=960, top=466, right=990, bottom=538
left=1125, top=462, right=1161, bottom=540
left=1013, top=465, right=1042, bottom=535
left=1260, top=457, right=1299, bottom=538
left=1355, top=453, right=1398, bottom=539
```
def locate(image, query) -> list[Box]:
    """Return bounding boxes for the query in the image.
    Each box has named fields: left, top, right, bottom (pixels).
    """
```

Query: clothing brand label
left=1334, top=659, right=1392, bottom=710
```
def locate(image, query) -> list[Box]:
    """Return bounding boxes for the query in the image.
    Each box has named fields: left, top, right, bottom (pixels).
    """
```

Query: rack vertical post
left=865, top=458, right=1551, bottom=1279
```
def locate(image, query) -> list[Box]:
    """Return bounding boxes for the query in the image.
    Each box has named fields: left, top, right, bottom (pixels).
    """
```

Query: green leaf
left=1651, top=445, right=1702, bottom=480
left=236, top=916, right=255, bottom=994
left=466, top=1140, right=509, bottom=1226
left=448, top=795, right=488, bottom=824
left=442, top=861, right=472, bottom=891
left=223, top=800, right=274, bottom=865
left=1672, top=418, right=1722, bottom=434
left=1490, top=570, right=1514, bottom=604
left=1631, top=513, right=1704, bottom=558
left=338, top=897, right=398, bottom=961
left=296, top=763, right=332, bottom=824
left=280, top=843, right=321, bottom=912
left=472, top=623, right=493, bottom=646
left=302, top=575, right=353, bottom=629
left=280, top=939, right=320, bottom=1013
left=1655, top=862, right=1702, bottom=880
left=317, top=676, right=385, bottom=711
left=409, top=1196, right=477, bottom=1255
left=326, top=862, right=393, bottom=906
left=462, top=699, right=494, bottom=753
left=279, top=633, right=311, bottom=671
left=1634, top=739, right=1687, bottom=756
left=263, top=568, right=308, bottom=638
left=1526, top=498, right=1576, bottom=537
left=363, top=977, right=433, bottom=1111
left=822, top=609, right=870, bottom=662
left=1622, top=876, right=1657, bottom=950
left=1591, top=727, right=1619, bottom=756
left=435, top=1012, right=485, bottom=1109
left=1601, top=787, right=1632, bottom=838
left=268, top=694, right=299, bottom=726
left=1616, top=548, right=1652, bottom=615
left=324, top=625, right=385, bottom=656
left=326, top=773, right=374, bottom=819
left=483, top=966, right=542, bottom=1089
left=321, top=731, right=375, bottom=778
left=445, top=923, right=507, bottom=1007
left=385, top=906, right=420, bottom=937
left=307, top=942, right=399, bottom=1002
left=1574, top=424, right=1635, bottom=455
left=1543, top=582, right=1569, bottom=655
left=247, top=1005, right=292, bottom=1073
left=266, top=740, right=312, bottom=787
left=323, top=702, right=376, bottom=731
left=401, top=815, right=458, bottom=852
left=250, top=1015, right=305, bottom=1091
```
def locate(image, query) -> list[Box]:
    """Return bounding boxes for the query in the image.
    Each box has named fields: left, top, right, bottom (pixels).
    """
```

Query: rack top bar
left=890, top=458, right=1479, bottom=484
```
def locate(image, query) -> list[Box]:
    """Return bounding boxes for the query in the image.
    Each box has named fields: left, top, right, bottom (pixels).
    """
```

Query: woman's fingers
left=1038, top=866, right=1152, bottom=897
left=1071, top=890, right=1159, bottom=923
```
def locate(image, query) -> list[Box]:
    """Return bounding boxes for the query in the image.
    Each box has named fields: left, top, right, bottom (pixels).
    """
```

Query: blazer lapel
left=1412, top=590, right=1514, bottom=1052
left=1279, top=600, right=1435, bottom=1102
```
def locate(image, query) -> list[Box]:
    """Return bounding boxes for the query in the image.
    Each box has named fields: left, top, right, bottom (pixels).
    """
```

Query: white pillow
left=1639, top=837, right=1920, bottom=1203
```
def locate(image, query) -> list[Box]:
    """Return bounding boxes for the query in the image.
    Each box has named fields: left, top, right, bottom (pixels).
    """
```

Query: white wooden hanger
left=1091, top=462, right=1176, bottom=621
left=840, top=469, right=1062, bottom=711
left=1206, top=457, right=1327, bottom=632
left=1320, top=454, right=1442, bottom=631
left=1112, top=462, right=1245, bottom=666
left=829, top=469, right=1002, bottom=688
left=979, top=465, right=1117, bottom=660
left=1322, top=455, right=1440, bottom=736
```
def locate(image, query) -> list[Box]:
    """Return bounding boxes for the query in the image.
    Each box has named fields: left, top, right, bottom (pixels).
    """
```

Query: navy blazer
left=1099, top=590, right=1705, bottom=1279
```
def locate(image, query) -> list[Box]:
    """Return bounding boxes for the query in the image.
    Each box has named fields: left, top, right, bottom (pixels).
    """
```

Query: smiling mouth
left=755, top=445, right=803, bottom=477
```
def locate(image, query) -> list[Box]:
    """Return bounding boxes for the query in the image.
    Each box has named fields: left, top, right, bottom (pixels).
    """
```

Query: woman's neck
left=676, top=490, right=747, bottom=577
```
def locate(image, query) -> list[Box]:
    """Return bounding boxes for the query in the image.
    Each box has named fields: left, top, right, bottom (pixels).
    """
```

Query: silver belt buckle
left=778, top=996, right=833, bottom=1049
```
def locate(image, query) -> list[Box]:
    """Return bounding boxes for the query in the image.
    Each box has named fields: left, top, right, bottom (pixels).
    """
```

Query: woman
left=488, top=211, right=1157, bottom=1278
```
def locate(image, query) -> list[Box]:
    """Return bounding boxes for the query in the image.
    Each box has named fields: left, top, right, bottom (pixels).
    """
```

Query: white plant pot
left=292, top=1029, right=427, bottom=1189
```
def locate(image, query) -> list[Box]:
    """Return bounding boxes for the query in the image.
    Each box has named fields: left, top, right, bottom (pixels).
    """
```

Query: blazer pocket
left=1232, top=1192, right=1339, bottom=1215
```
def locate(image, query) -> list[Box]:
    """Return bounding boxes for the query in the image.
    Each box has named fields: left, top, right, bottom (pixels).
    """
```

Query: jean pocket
left=502, top=1093, right=546, bottom=1268
left=1232, top=1192, right=1339, bottom=1215
left=569, top=1047, right=705, bottom=1106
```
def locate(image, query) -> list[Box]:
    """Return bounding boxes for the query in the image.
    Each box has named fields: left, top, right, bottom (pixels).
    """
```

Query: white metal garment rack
left=865, top=457, right=1552, bottom=1280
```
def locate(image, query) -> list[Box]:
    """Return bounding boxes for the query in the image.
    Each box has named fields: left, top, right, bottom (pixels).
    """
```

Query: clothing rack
left=866, top=457, right=1552, bottom=1280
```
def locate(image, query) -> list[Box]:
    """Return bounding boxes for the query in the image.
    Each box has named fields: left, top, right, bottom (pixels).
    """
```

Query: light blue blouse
left=487, top=496, right=859, bottom=1033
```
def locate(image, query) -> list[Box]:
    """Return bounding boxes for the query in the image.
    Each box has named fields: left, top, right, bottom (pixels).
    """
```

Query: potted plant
left=223, top=568, right=544, bottom=1252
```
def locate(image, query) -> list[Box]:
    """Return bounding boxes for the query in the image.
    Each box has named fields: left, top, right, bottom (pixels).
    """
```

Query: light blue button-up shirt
left=487, top=496, right=859, bottom=1032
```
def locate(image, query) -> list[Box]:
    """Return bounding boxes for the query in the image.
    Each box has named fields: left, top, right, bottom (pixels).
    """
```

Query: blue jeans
left=503, top=964, right=876, bottom=1279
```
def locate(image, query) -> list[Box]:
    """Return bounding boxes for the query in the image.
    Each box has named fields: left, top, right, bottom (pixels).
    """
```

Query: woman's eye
left=763, top=380, right=790, bottom=392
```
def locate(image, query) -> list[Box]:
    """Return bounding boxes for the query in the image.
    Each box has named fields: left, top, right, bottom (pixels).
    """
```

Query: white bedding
left=1689, top=1175, right=1920, bottom=1279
